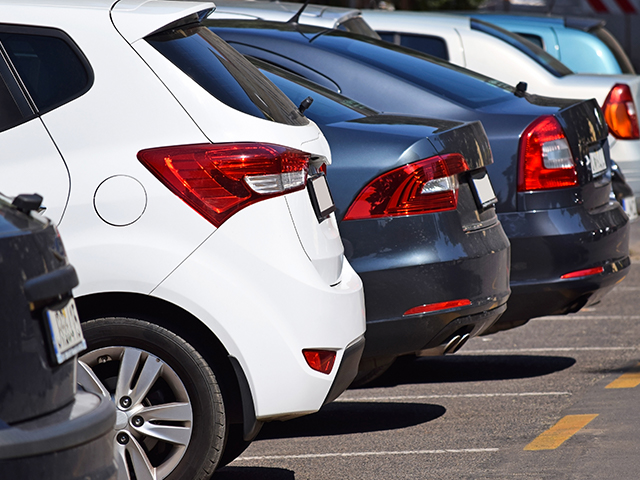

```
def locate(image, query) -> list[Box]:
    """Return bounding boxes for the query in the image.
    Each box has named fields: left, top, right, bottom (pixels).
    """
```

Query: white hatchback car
left=362, top=10, right=640, bottom=206
left=0, top=1, right=365, bottom=479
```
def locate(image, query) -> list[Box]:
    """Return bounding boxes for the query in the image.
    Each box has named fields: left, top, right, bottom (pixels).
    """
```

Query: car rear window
left=319, top=31, right=515, bottom=109
left=252, top=58, right=376, bottom=125
left=0, top=27, right=92, bottom=114
left=471, top=19, right=573, bottom=77
left=146, top=24, right=308, bottom=126
left=378, top=32, right=449, bottom=61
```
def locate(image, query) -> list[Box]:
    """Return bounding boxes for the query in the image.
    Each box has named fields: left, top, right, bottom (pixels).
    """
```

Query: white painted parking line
left=237, top=448, right=499, bottom=461
left=336, top=392, right=571, bottom=402
left=531, top=315, right=640, bottom=321
left=460, top=346, right=639, bottom=354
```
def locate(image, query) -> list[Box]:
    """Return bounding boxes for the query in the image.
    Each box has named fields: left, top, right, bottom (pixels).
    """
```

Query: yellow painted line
left=606, top=362, right=640, bottom=389
left=524, top=414, right=598, bottom=451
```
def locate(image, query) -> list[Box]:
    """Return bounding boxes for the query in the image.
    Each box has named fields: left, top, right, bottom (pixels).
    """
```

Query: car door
left=0, top=25, right=92, bottom=224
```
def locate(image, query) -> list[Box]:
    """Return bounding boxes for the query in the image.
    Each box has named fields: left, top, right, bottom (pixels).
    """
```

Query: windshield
left=471, top=19, right=573, bottom=78
left=146, top=24, right=307, bottom=126
left=250, top=58, right=376, bottom=125
left=318, top=30, right=516, bottom=109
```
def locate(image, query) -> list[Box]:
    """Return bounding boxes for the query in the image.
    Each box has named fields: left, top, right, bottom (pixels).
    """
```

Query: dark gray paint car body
left=257, top=61, right=510, bottom=364
left=207, top=20, right=630, bottom=330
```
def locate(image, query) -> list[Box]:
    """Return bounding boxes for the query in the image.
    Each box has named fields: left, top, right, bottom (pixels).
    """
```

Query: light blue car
left=473, top=14, right=635, bottom=75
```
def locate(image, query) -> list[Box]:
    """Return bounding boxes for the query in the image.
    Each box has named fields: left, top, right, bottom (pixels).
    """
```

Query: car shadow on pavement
left=356, top=354, right=576, bottom=388
left=255, top=401, right=446, bottom=440
left=214, top=466, right=295, bottom=479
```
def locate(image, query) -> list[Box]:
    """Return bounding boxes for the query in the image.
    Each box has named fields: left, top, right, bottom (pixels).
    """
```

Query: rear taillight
left=138, top=143, right=309, bottom=227
left=602, top=84, right=640, bottom=139
left=560, top=266, right=604, bottom=279
left=518, top=115, right=577, bottom=192
left=404, top=299, right=472, bottom=316
left=342, top=153, right=469, bottom=221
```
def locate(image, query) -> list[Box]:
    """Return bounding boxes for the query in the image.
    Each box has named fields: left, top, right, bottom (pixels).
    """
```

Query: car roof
left=210, top=0, right=362, bottom=28
left=0, top=0, right=214, bottom=35
left=361, top=9, right=472, bottom=30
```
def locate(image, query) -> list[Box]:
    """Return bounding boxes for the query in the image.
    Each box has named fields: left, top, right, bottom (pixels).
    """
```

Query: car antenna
left=287, top=0, right=312, bottom=25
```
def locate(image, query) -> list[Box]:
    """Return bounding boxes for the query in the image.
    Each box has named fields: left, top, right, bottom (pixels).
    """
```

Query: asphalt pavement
left=215, top=219, right=640, bottom=480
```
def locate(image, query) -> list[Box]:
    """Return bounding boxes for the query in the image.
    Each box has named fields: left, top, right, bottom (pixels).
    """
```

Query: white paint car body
left=362, top=10, right=640, bottom=201
left=0, top=0, right=365, bottom=478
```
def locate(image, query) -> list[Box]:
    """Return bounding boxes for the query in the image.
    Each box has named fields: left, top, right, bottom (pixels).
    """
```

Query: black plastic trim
left=23, top=264, right=78, bottom=303
left=228, top=356, right=263, bottom=442
left=323, top=335, right=365, bottom=405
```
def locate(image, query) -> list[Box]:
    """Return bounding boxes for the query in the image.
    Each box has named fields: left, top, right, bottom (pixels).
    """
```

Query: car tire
left=217, top=423, right=255, bottom=468
left=79, top=317, right=226, bottom=480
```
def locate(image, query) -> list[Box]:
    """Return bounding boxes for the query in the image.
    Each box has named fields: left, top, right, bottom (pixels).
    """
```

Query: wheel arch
left=75, top=291, right=256, bottom=434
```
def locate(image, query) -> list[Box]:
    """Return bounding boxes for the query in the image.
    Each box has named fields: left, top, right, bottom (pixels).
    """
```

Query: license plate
left=308, top=174, right=336, bottom=222
left=622, top=196, right=638, bottom=221
left=471, top=172, right=498, bottom=208
left=45, top=298, right=86, bottom=364
left=589, top=148, right=607, bottom=175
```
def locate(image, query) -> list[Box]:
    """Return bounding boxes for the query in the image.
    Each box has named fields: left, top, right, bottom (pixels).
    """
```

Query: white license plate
left=589, top=148, right=607, bottom=175
left=622, top=196, right=638, bottom=221
left=309, top=174, right=336, bottom=221
left=472, top=172, right=498, bottom=208
left=45, top=298, right=86, bottom=364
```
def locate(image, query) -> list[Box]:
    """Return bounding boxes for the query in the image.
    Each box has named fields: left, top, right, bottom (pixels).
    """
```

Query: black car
left=0, top=193, right=115, bottom=479
left=207, top=19, right=630, bottom=333
left=253, top=59, right=510, bottom=381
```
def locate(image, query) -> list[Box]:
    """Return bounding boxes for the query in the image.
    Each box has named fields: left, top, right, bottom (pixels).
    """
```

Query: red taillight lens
left=603, top=84, right=640, bottom=139
left=518, top=115, right=577, bottom=192
left=303, top=349, right=336, bottom=374
left=403, top=299, right=472, bottom=316
left=342, top=153, right=469, bottom=221
left=138, top=143, right=309, bottom=227
left=560, top=266, right=604, bottom=279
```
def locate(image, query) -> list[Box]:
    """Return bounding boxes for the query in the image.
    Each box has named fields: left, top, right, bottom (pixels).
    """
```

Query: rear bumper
left=340, top=212, right=510, bottom=359
left=323, top=335, right=365, bottom=405
left=0, top=391, right=116, bottom=479
left=495, top=200, right=630, bottom=330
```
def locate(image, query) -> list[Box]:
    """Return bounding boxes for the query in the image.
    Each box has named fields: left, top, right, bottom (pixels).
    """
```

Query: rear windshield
left=471, top=19, right=573, bottom=78
left=146, top=24, right=307, bottom=126
left=251, top=58, right=376, bottom=125
left=319, top=31, right=515, bottom=109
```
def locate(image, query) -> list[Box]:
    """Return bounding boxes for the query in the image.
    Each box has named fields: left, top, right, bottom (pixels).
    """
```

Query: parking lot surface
left=215, top=221, right=640, bottom=479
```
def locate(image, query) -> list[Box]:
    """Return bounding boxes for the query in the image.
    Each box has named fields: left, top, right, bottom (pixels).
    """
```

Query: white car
left=0, top=1, right=365, bottom=479
left=210, top=0, right=377, bottom=34
left=362, top=10, right=640, bottom=206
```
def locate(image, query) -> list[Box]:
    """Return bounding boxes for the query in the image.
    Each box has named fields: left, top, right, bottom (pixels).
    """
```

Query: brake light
left=518, top=116, right=577, bottom=192
left=560, top=266, right=604, bottom=279
left=404, top=299, right=472, bottom=316
left=602, top=84, right=640, bottom=139
left=303, top=349, right=336, bottom=374
left=138, top=143, right=309, bottom=227
left=342, top=153, right=469, bottom=221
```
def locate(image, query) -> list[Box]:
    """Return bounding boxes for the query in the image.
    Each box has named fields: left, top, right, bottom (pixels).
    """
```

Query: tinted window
left=147, top=25, right=307, bottom=126
left=0, top=30, right=90, bottom=113
left=252, top=59, right=376, bottom=125
left=0, top=73, right=24, bottom=132
left=517, top=33, right=544, bottom=49
left=319, top=31, right=514, bottom=109
left=379, top=32, right=449, bottom=60
left=471, top=19, right=572, bottom=77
